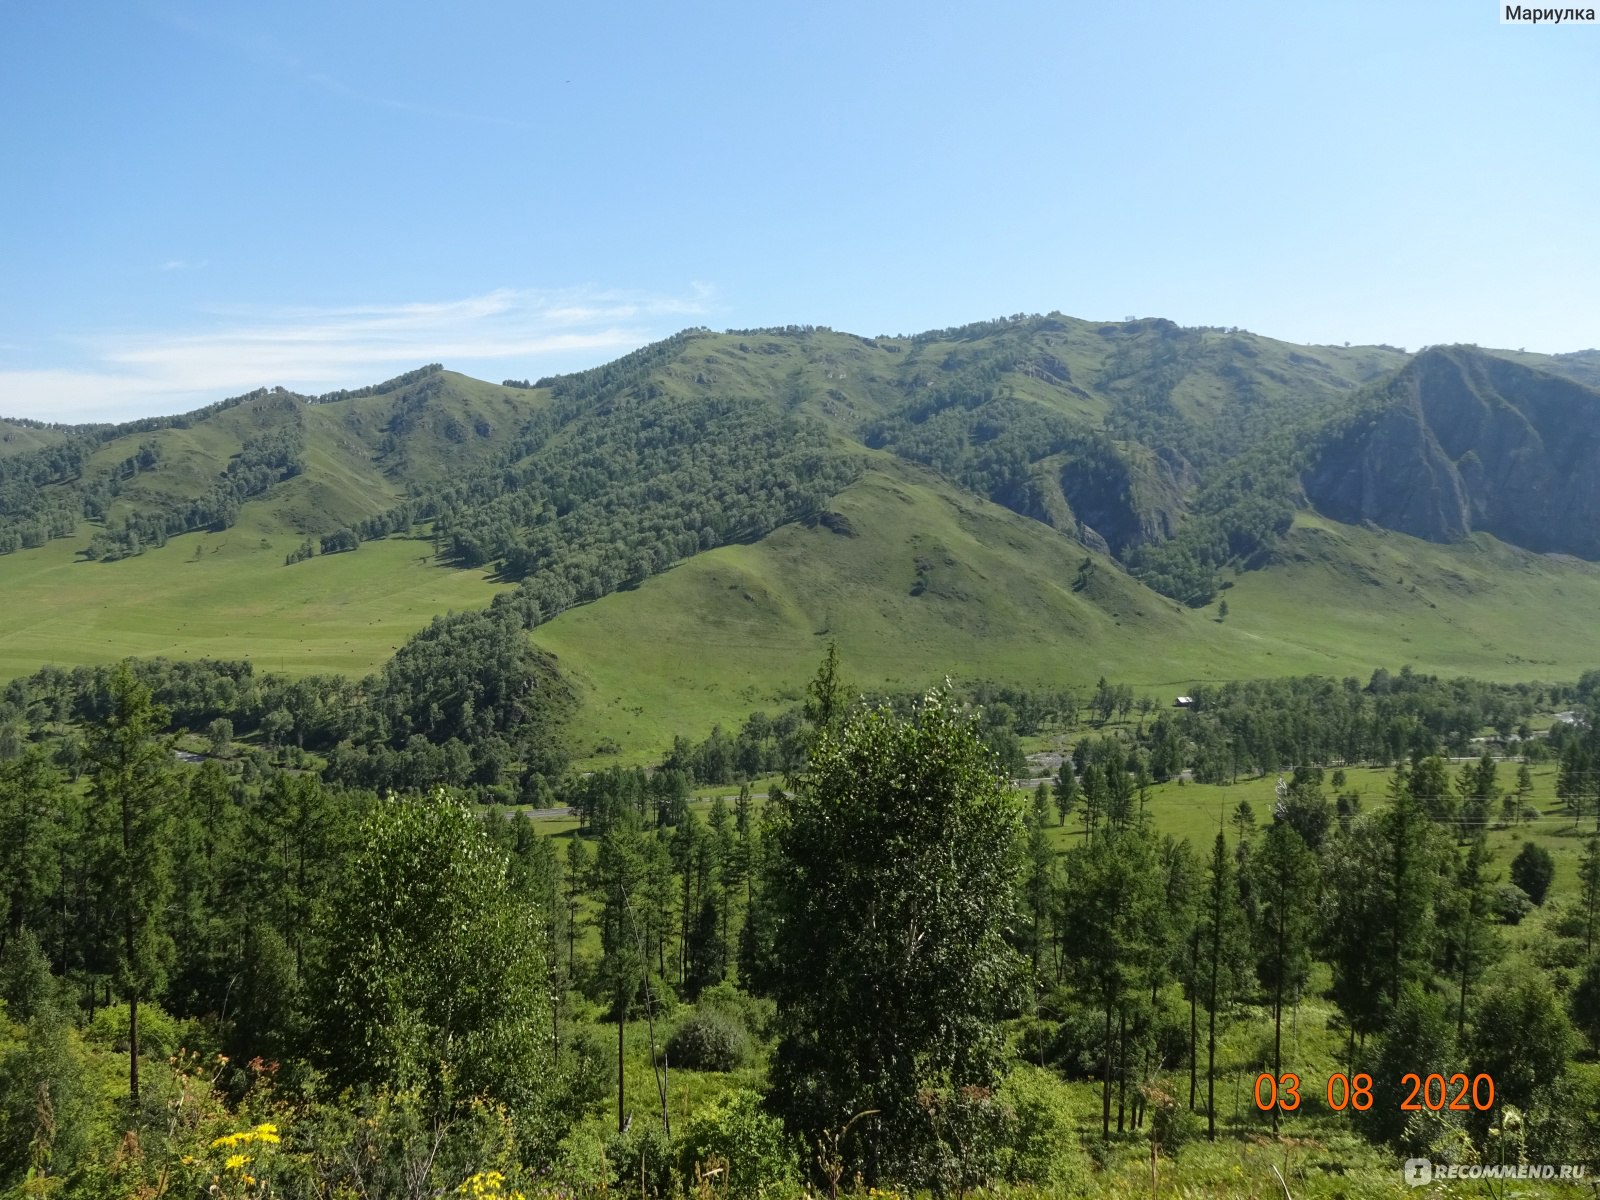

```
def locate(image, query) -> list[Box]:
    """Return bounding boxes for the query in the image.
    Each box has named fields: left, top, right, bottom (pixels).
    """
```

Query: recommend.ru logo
left=1405, top=1160, right=1589, bottom=1186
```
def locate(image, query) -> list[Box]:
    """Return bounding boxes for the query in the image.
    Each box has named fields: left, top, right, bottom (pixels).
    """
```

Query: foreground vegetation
left=2, top=651, right=1599, bottom=1198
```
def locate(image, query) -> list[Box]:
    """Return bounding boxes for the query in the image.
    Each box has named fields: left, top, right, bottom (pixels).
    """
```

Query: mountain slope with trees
left=3, top=316, right=1600, bottom=762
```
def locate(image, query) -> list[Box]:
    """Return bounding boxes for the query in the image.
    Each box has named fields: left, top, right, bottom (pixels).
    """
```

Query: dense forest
left=1, top=650, right=1598, bottom=1197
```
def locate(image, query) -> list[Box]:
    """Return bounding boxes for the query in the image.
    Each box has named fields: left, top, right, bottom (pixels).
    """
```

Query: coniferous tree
left=1054, top=763, right=1078, bottom=827
left=85, top=664, right=177, bottom=1103
left=564, top=836, right=591, bottom=974
left=1376, top=774, right=1441, bottom=1010
left=1198, top=829, right=1248, bottom=1141
left=1439, top=835, right=1499, bottom=1040
left=1578, top=835, right=1600, bottom=961
left=1022, top=787, right=1057, bottom=975
left=1253, top=819, right=1315, bottom=1135
left=1063, top=827, right=1162, bottom=1139
left=0, top=749, right=64, bottom=962
left=593, top=822, right=647, bottom=1132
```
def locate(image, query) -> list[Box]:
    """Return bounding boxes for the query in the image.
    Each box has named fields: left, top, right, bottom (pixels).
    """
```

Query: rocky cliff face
left=1304, top=347, right=1600, bottom=557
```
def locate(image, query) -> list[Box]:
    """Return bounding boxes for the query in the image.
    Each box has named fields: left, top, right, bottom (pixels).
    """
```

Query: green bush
left=1493, top=882, right=1533, bottom=925
left=677, top=1088, right=799, bottom=1199
left=85, top=1001, right=182, bottom=1060
left=997, top=1065, right=1088, bottom=1189
left=558, top=1024, right=614, bottom=1112
left=666, top=1006, right=752, bottom=1072
left=604, top=1121, right=676, bottom=1199
left=697, top=980, right=776, bottom=1041
left=0, top=1019, right=99, bottom=1188
left=1146, top=1081, right=1201, bottom=1159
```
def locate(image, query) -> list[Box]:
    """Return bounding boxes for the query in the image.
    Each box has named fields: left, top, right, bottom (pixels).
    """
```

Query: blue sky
left=2, top=0, right=1595, bottom=421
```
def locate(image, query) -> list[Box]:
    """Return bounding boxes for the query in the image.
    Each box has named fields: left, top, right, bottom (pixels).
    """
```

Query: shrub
left=558, top=1024, right=614, bottom=1112
left=697, top=980, right=776, bottom=1041
left=677, top=1088, right=798, bottom=1199
left=1511, top=842, right=1555, bottom=906
left=604, top=1121, right=675, bottom=1199
left=666, top=1006, right=751, bottom=1072
left=998, top=1065, right=1088, bottom=1188
left=1493, top=883, right=1534, bottom=926
left=86, top=1001, right=182, bottom=1059
left=1146, top=1081, right=1201, bottom=1159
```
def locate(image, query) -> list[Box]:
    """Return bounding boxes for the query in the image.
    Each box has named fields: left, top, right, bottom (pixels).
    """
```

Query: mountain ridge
left=3, top=314, right=1600, bottom=759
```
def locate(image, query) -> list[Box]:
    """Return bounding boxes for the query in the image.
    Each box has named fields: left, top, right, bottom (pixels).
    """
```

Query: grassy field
left=536, top=460, right=1253, bottom=764
left=0, top=513, right=508, bottom=679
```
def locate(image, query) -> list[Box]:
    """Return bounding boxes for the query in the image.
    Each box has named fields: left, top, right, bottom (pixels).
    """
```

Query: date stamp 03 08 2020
left=1249, top=1070, right=1497, bottom=1115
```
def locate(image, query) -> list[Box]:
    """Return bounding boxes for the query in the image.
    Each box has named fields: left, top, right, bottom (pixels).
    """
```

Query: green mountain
left=3, top=316, right=1598, bottom=760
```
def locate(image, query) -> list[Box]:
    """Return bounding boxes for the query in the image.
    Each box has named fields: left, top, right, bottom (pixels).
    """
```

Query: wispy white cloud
left=0, top=286, right=713, bottom=422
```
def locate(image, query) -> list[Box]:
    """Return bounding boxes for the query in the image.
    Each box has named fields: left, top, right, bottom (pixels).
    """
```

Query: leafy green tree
left=1510, top=841, right=1555, bottom=906
left=205, top=717, right=233, bottom=757
left=1252, top=820, right=1315, bottom=1135
left=1469, top=975, right=1573, bottom=1111
left=84, top=663, right=176, bottom=1103
left=764, top=687, right=1024, bottom=1187
left=312, top=793, right=554, bottom=1118
left=1360, top=985, right=1456, bottom=1146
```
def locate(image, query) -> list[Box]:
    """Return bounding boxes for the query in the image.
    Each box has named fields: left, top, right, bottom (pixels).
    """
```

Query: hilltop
left=2, top=316, right=1599, bottom=760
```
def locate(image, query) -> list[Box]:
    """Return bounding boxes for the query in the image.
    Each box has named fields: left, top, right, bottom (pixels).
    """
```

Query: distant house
left=1174, top=696, right=1194, bottom=708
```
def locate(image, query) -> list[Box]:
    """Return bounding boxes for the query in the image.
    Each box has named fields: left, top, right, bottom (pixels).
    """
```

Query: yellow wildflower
left=225, top=1153, right=252, bottom=1171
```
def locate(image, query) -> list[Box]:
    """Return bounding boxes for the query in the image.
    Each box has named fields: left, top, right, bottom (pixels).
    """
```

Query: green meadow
left=0, top=516, right=507, bottom=680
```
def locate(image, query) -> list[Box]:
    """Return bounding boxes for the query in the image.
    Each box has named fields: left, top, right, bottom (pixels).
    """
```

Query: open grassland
left=1223, top=513, right=1600, bottom=681
left=0, top=516, right=508, bottom=680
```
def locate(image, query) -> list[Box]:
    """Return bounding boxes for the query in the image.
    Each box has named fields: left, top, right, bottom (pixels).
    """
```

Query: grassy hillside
left=0, top=513, right=508, bottom=679
left=540, top=500, right=1600, bottom=763
left=1225, top=512, right=1600, bottom=678
left=535, top=457, right=1237, bottom=761
left=0, top=419, right=69, bottom=457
